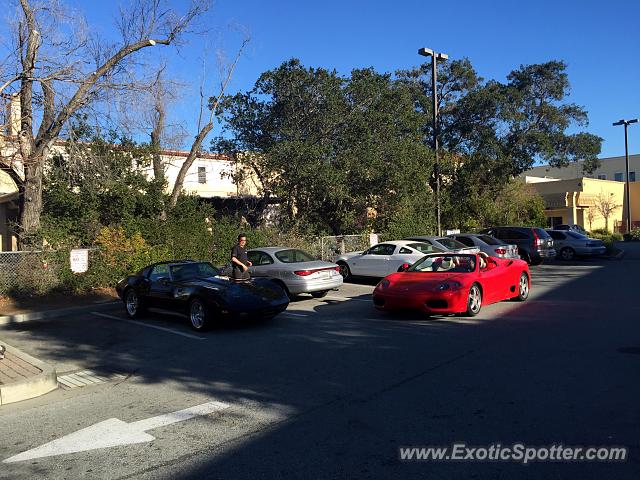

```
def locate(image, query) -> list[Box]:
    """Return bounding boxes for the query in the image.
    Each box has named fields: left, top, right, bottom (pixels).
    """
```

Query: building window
left=630, top=171, right=636, bottom=182
left=597, top=174, right=607, bottom=180
left=198, top=166, right=206, bottom=184
left=614, top=172, right=623, bottom=182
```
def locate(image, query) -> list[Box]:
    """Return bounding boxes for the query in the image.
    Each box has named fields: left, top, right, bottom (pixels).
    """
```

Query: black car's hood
left=181, top=276, right=286, bottom=302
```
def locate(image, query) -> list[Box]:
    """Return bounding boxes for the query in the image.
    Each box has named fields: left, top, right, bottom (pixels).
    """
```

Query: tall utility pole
left=613, top=118, right=638, bottom=234
left=418, top=47, right=448, bottom=236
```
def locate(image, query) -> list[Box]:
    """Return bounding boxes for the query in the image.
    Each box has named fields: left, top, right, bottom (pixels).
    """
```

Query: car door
left=147, top=264, right=173, bottom=309
left=354, top=243, right=395, bottom=277
left=247, top=250, right=275, bottom=278
left=477, top=257, right=506, bottom=304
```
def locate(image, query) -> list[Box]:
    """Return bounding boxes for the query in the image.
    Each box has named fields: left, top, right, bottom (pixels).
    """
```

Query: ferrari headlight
left=437, top=281, right=462, bottom=291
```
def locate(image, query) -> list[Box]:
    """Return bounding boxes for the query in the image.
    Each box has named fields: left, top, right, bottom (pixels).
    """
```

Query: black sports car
left=115, top=260, right=289, bottom=331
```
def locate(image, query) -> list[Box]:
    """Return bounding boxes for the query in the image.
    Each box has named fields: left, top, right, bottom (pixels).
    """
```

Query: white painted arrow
left=3, top=401, right=230, bottom=463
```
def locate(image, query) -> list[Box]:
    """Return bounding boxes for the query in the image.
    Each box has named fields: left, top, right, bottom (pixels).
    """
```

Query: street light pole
left=418, top=47, right=448, bottom=236
left=613, top=118, right=638, bottom=233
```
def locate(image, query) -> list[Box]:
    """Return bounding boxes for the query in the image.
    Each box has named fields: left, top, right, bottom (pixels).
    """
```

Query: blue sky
left=75, top=0, right=640, bottom=159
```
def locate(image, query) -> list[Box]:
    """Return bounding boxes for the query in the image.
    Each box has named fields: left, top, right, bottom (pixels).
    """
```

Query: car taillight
left=294, top=267, right=337, bottom=276
left=532, top=229, right=543, bottom=247
left=495, top=248, right=506, bottom=255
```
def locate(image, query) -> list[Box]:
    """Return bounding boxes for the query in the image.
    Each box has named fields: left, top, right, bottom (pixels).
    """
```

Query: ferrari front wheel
left=466, top=284, right=482, bottom=317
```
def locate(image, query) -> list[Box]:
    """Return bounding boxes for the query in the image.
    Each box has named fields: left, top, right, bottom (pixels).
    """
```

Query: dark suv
left=478, top=226, right=556, bottom=265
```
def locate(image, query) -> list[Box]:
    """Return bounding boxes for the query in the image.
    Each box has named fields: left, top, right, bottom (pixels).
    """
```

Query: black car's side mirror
left=158, top=277, right=170, bottom=285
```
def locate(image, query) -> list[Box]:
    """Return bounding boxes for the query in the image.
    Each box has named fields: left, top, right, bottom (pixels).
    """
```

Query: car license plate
left=318, top=271, right=330, bottom=279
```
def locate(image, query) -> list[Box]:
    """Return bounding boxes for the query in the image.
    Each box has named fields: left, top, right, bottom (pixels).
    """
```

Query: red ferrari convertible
left=372, top=253, right=530, bottom=316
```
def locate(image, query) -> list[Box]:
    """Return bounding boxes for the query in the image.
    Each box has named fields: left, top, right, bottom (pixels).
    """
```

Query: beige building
left=524, top=154, right=640, bottom=183
left=523, top=154, right=640, bottom=232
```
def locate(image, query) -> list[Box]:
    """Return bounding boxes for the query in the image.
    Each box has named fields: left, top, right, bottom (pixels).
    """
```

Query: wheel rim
left=126, top=290, right=138, bottom=315
left=562, top=248, right=573, bottom=260
left=190, top=301, right=205, bottom=329
left=339, top=263, right=349, bottom=279
left=469, top=286, right=481, bottom=313
left=519, top=274, right=529, bottom=298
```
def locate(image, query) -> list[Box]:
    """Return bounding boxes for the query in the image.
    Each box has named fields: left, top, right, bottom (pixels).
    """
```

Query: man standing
left=231, top=233, right=252, bottom=282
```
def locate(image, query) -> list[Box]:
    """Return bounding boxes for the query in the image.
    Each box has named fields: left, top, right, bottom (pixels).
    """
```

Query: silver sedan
left=449, top=233, right=519, bottom=259
left=546, top=230, right=606, bottom=260
left=241, top=247, right=343, bottom=298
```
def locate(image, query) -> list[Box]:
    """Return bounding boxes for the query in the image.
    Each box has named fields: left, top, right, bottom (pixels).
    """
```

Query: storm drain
left=57, top=370, right=127, bottom=390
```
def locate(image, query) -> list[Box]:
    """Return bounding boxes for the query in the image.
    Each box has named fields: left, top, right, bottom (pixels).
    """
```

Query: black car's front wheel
left=189, top=298, right=210, bottom=331
left=124, top=288, right=145, bottom=318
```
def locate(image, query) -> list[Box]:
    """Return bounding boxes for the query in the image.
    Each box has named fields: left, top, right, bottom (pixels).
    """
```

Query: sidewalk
left=0, top=341, right=57, bottom=405
left=0, top=288, right=120, bottom=325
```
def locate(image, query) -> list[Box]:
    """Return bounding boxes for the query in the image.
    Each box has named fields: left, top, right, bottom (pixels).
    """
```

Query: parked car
left=448, top=233, right=519, bottom=259
left=478, top=226, right=556, bottom=265
left=116, top=260, right=289, bottom=331
left=553, top=224, right=588, bottom=235
left=222, top=247, right=342, bottom=299
left=336, top=240, right=435, bottom=279
left=404, top=236, right=480, bottom=254
left=545, top=230, right=606, bottom=260
left=372, top=253, right=530, bottom=317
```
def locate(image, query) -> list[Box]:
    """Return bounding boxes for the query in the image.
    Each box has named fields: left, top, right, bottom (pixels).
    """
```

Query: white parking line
left=281, top=312, right=310, bottom=318
left=91, top=312, right=206, bottom=340
left=325, top=296, right=371, bottom=303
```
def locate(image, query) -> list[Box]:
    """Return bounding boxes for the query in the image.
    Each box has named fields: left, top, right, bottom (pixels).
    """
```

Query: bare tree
left=594, top=190, right=621, bottom=232
left=586, top=206, right=598, bottom=231
left=167, top=37, right=249, bottom=208
left=0, top=0, right=209, bottom=244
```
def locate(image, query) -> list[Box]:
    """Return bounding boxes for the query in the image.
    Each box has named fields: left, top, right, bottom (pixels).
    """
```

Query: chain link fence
left=319, top=233, right=383, bottom=262
left=0, top=251, right=61, bottom=295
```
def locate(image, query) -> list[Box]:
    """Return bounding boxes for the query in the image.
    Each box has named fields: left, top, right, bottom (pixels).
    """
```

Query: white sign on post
left=70, top=249, right=89, bottom=273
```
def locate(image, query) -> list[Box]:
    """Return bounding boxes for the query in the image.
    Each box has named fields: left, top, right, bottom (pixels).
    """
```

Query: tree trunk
left=18, top=159, right=44, bottom=243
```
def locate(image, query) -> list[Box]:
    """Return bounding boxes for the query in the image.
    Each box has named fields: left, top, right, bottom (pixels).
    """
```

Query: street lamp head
left=418, top=48, right=449, bottom=61
left=613, top=118, right=639, bottom=126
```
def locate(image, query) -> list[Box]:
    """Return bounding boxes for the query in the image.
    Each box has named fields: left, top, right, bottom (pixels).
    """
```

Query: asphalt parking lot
left=0, top=254, right=639, bottom=479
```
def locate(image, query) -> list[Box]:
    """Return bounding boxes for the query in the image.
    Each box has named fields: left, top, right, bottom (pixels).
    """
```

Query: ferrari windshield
left=408, top=254, right=477, bottom=273
left=170, top=262, right=220, bottom=281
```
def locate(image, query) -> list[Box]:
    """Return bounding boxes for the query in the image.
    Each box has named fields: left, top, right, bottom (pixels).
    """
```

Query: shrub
left=627, top=228, right=640, bottom=241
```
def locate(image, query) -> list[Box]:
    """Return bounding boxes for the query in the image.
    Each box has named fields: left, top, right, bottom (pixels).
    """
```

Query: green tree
left=213, top=59, right=432, bottom=235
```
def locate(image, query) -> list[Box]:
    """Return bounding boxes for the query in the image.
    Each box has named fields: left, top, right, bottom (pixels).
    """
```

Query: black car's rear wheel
left=189, top=298, right=210, bottom=331
left=124, top=288, right=145, bottom=318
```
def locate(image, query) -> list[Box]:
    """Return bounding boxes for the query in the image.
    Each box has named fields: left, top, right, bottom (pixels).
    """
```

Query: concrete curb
left=0, top=342, right=57, bottom=405
left=0, top=300, right=120, bottom=326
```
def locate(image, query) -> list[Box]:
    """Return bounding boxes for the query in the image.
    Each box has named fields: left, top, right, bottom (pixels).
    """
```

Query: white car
left=335, top=240, right=435, bottom=279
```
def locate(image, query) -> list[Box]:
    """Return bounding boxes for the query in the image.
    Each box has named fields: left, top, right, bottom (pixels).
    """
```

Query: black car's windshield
left=275, top=249, right=316, bottom=263
left=171, top=262, right=220, bottom=281
left=408, top=254, right=477, bottom=273
left=567, top=231, right=587, bottom=239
